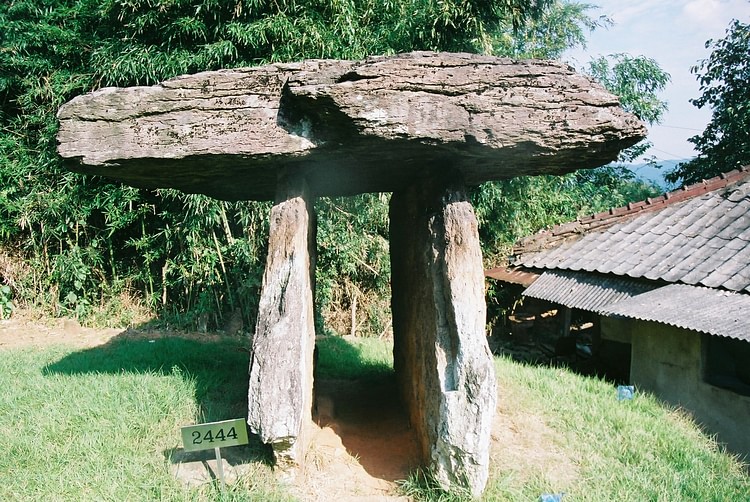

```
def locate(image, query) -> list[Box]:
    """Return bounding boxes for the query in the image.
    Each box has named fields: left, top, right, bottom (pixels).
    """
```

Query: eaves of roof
left=600, top=284, right=750, bottom=342
left=522, top=270, right=658, bottom=313
left=485, top=267, right=539, bottom=287
left=520, top=270, right=750, bottom=341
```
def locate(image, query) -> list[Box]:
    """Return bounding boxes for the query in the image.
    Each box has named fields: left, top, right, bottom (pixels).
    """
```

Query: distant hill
left=627, top=159, right=691, bottom=190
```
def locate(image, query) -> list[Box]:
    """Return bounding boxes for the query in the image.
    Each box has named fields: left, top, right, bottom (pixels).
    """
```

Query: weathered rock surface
left=247, top=170, right=316, bottom=468
left=53, top=52, right=646, bottom=497
left=57, top=52, right=645, bottom=201
left=390, top=173, right=497, bottom=496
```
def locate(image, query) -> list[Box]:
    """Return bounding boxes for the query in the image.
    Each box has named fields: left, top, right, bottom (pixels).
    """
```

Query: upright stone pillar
left=390, top=175, right=497, bottom=497
left=248, top=169, right=316, bottom=469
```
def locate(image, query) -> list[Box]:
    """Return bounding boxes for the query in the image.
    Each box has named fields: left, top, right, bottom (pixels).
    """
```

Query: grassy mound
left=0, top=334, right=747, bottom=500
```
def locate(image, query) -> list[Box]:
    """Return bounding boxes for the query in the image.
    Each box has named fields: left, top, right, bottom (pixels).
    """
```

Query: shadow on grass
left=42, top=329, right=275, bottom=467
left=42, top=330, right=402, bottom=477
left=315, top=335, right=393, bottom=381
left=312, top=336, right=421, bottom=482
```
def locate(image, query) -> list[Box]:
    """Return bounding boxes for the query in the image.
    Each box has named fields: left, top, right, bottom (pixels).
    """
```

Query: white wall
left=605, top=317, right=750, bottom=461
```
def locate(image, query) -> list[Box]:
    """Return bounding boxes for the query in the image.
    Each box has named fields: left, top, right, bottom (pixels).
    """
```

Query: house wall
left=610, top=318, right=750, bottom=461
left=601, top=316, right=632, bottom=344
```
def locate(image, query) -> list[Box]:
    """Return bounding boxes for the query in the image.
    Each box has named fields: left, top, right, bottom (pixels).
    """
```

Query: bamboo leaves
left=0, top=0, right=660, bottom=329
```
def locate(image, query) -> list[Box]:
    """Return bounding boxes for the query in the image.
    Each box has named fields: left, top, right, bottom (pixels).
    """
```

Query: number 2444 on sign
left=180, top=418, right=249, bottom=452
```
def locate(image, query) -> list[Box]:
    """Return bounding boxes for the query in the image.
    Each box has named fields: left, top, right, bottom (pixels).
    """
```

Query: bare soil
left=0, top=316, right=578, bottom=501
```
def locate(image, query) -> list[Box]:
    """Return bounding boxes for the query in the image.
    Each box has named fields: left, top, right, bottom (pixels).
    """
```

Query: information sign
left=180, top=418, right=249, bottom=453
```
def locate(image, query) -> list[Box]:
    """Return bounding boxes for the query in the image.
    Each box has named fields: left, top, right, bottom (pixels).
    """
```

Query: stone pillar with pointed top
left=247, top=169, right=316, bottom=469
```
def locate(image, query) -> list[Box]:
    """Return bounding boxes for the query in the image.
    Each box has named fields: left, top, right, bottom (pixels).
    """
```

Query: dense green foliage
left=667, top=19, right=750, bottom=185
left=0, top=0, right=665, bottom=331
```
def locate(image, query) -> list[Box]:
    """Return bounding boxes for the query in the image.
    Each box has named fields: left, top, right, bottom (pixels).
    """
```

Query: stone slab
left=390, top=174, right=497, bottom=496
left=57, top=52, right=646, bottom=200
left=247, top=170, right=316, bottom=468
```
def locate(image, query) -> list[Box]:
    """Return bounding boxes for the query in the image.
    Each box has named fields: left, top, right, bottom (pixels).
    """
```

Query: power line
left=652, top=124, right=703, bottom=132
left=650, top=147, right=690, bottom=159
left=635, top=158, right=682, bottom=167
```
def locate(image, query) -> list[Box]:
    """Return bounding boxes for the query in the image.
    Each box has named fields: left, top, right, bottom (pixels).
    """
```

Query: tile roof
left=512, top=166, right=750, bottom=294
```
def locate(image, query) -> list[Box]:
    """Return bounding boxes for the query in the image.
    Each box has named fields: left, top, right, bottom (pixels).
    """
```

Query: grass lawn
left=484, top=359, right=750, bottom=502
left=1, top=333, right=747, bottom=501
left=0, top=335, right=289, bottom=501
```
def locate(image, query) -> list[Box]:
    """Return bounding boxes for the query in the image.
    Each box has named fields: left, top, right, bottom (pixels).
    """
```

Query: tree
left=666, top=20, right=750, bottom=186
left=574, top=53, right=669, bottom=204
left=0, top=0, right=671, bottom=332
left=493, top=0, right=611, bottom=59
left=587, top=53, right=669, bottom=150
left=0, top=0, right=560, bottom=328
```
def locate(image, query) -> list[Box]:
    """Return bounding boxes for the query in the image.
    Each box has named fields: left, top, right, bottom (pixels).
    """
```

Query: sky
left=563, top=0, right=750, bottom=173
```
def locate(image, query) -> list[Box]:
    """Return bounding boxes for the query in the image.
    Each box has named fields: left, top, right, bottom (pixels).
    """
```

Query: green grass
left=479, top=357, right=750, bottom=502
left=0, top=337, right=290, bottom=501
left=395, top=356, right=750, bottom=501
left=1, top=335, right=748, bottom=501
left=315, top=335, right=393, bottom=380
left=490, top=358, right=750, bottom=501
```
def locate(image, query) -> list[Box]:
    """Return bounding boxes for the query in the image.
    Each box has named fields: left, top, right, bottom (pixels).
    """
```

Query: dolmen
left=57, top=52, right=645, bottom=496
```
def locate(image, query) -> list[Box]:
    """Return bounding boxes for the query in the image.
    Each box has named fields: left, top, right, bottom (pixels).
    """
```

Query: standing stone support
left=390, top=174, right=497, bottom=497
left=248, top=169, right=316, bottom=469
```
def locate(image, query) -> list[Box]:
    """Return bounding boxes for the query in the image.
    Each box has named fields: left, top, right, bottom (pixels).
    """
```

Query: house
left=486, top=166, right=750, bottom=460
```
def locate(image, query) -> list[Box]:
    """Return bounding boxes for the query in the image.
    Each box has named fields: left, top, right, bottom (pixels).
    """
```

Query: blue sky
left=563, top=0, right=750, bottom=171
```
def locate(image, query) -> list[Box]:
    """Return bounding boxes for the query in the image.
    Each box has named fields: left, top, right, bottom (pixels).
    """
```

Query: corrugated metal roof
left=601, top=284, right=750, bottom=342
left=522, top=270, right=657, bottom=313
left=485, top=267, right=539, bottom=286
left=515, top=171, right=750, bottom=293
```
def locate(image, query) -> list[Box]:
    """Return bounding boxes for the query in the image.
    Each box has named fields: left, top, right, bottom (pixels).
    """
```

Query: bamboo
left=212, top=230, right=234, bottom=306
left=350, top=289, right=357, bottom=337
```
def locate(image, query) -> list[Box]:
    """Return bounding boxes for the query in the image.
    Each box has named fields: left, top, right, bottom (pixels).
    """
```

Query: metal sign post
left=214, top=447, right=227, bottom=488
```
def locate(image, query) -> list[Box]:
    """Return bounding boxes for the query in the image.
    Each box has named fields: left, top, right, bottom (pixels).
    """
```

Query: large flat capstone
left=56, top=52, right=646, bottom=201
